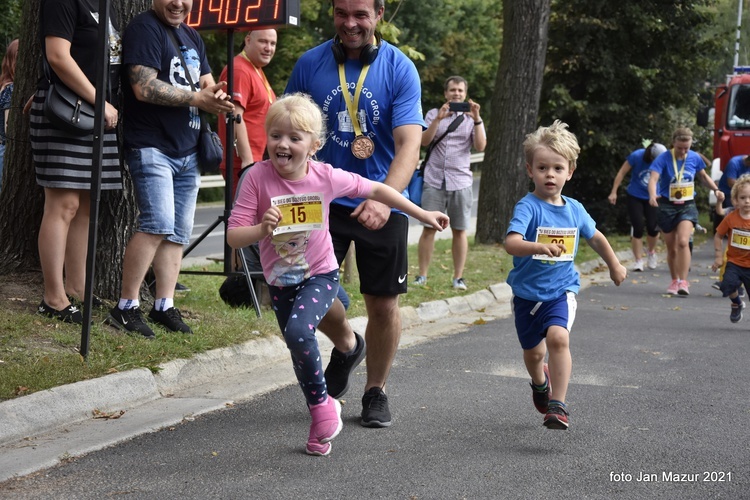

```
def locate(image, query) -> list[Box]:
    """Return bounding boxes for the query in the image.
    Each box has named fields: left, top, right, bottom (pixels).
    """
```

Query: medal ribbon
left=338, top=63, right=371, bottom=137
left=240, top=51, right=274, bottom=104
left=670, top=148, right=688, bottom=183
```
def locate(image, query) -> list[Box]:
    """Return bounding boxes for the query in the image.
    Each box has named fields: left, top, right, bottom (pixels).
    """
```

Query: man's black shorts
left=329, top=203, right=409, bottom=296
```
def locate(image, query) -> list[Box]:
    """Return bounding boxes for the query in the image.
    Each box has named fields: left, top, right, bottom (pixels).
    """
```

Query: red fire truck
left=699, top=1, right=749, bottom=206
left=700, top=67, right=750, bottom=206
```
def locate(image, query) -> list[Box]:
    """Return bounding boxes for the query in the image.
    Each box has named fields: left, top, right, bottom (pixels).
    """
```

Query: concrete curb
left=0, top=369, right=160, bottom=446
left=153, top=336, right=289, bottom=396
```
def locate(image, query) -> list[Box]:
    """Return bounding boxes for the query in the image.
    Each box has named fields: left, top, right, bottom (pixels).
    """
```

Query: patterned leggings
left=269, top=270, right=340, bottom=406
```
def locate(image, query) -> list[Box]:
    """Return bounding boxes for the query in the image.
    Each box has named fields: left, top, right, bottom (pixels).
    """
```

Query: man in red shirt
left=218, top=29, right=277, bottom=197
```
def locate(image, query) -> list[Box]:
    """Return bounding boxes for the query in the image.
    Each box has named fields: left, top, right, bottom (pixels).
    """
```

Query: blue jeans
left=126, top=147, right=200, bottom=245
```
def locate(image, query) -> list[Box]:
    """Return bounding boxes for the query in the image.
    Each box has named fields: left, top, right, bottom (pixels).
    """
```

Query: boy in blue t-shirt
left=505, top=121, right=627, bottom=430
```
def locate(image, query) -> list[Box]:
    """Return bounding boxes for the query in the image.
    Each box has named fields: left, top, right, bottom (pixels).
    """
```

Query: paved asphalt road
left=1, top=243, right=747, bottom=499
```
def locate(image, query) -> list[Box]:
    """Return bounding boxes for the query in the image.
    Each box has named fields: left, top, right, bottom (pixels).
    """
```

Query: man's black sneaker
left=38, top=300, right=83, bottom=324
left=175, top=282, right=191, bottom=293
left=325, top=332, right=366, bottom=399
left=106, top=306, right=155, bottom=339
left=149, top=307, right=192, bottom=334
left=361, top=387, right=392, bottom=428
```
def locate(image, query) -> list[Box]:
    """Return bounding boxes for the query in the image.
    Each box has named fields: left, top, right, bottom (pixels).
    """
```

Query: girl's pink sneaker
left=309, top=396, right=343, bottom=444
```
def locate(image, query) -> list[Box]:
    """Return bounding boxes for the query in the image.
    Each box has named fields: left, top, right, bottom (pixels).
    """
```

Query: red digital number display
left=186, top=0, right=300, bottom=31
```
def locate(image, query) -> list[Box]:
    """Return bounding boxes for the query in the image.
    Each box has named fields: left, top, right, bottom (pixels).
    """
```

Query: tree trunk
left=475, top=0, right=551, bottom=244
left=0, top=0, right=149, bottom=300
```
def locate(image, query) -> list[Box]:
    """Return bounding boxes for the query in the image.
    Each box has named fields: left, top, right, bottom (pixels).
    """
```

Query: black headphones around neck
left=331, top=34, right=381, bottom=65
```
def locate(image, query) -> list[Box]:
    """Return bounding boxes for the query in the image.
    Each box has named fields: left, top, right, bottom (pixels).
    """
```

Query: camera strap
left=419, top=113, right=466, bottom=174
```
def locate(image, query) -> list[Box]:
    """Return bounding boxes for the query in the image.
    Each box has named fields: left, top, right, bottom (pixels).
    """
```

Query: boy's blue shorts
left=512, top=291, right=577, bottom=350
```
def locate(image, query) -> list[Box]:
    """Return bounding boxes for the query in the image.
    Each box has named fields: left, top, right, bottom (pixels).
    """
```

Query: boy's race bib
left=532, top=227, right=578, bottom=262
left=271, top=193, right=324, bottom=235
left=730, top=228, right=750, bottom=250
left=669, top=181, right=694, bottom=202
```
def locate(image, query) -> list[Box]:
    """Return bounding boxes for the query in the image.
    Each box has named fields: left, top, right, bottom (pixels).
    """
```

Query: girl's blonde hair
left=523, top=120, right=580, bottom=170
left=265, top=93, right=326, bottom=151
left=731, top=174, right=750, bottom=204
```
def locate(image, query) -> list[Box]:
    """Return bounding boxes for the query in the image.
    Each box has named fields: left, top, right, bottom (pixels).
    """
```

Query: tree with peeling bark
left=0, top=0, right=149, bottom=299
left=475, top=0, right=551, bottom=244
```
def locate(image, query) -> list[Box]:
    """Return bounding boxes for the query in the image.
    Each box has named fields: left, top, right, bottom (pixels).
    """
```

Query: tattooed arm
left=128, top=64, right=193, bottom=106
left=127, top=64, right=234, bottom=114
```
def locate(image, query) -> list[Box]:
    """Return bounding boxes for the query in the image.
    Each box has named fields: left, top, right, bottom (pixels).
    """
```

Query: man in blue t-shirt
left=107, top=0, right=234, bottom=339
left=285, top=0, right=424, bottom=429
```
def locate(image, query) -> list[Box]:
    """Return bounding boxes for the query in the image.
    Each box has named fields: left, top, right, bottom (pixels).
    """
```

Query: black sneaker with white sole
left=148, top=307, right=192, bottom=334
left=361, top=387, right=392, bottom=428
left=107, top=306, right=155, bottom=339
left=325, top=332, right=366, bottom=399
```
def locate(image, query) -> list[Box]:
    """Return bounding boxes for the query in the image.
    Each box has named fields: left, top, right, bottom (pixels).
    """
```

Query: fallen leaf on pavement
left=92, top=408, right=125, bottom=420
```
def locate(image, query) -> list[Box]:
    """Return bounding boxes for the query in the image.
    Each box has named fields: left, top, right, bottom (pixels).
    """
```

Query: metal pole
left=734, top=0, right=743, bottom=68
left=224, top=29, right=236, bottom=275
left=80, top=0, right=110, bottom=358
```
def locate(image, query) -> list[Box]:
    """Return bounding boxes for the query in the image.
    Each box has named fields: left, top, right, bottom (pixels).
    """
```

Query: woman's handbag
left=42, top=59, right=95, bottom=136
left=167, top=30, right=224, bottom=173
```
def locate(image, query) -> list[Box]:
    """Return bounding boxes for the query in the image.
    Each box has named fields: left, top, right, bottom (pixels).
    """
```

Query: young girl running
left=227, top=93, right=449, bottom=456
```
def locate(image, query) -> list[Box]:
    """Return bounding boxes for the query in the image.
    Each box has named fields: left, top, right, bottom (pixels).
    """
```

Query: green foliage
left=540, top=0, right=723, bottom=234
left=395, top=0, right=502, bottom=112
left=199, top=0, right=501, bottom=114
left=0, top=0, right=21, bottom=48
left=701, top=0, right=750, bottom=81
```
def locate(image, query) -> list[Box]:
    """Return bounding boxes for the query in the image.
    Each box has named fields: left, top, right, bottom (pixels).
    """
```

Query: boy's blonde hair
left=265, top=93, right=327, bottom=151
left=672, top=127, right=693, bottom=143
left=523, top=120, right=580, bottom=170
left=731, top=174, right=750, bottom=205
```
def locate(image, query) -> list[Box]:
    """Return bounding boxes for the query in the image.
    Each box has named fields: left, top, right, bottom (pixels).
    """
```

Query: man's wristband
left=474, top=120, right=483, bottom=126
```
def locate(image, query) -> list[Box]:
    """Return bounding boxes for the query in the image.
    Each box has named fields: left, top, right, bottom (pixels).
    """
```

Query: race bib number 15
left=532, top=227, right=578, bottom=261
left=271, top=193, right=324, bottom=235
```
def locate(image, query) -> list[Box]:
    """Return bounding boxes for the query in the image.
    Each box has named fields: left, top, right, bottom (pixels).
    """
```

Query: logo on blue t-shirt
left=169, top=47, right=201, bottom=131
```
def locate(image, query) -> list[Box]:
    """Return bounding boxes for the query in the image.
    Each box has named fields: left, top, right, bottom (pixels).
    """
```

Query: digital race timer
left=185, top=0, right=300, bottom=31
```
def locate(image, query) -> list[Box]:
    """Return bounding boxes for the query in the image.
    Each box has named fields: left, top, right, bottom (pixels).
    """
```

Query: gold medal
left=351, top=135, right=374, bottom=159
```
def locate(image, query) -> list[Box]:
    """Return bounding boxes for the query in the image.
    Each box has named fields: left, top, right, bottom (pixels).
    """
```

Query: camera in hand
left=449, top=101, right=471, bottom=112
